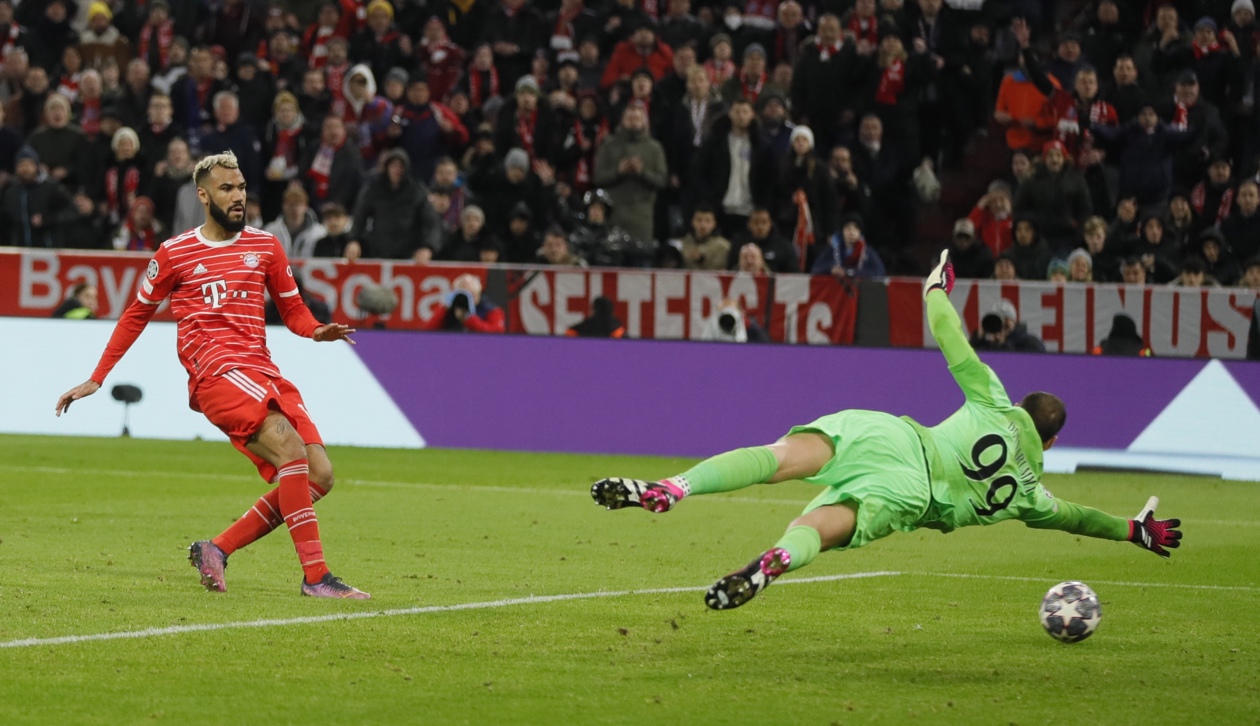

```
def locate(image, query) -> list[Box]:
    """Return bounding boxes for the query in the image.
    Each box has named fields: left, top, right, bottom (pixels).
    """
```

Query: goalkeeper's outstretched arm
left=923, top=252, right=1009, bottom=407
left=1023, top=495, right=1183, bottom=558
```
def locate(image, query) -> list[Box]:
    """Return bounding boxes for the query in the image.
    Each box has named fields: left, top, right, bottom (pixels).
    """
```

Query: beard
left=208, top=197, right=246, bottom=234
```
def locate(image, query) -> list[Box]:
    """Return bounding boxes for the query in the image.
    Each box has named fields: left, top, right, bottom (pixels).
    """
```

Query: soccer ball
left=1039, top=581, right=1102, bottom=643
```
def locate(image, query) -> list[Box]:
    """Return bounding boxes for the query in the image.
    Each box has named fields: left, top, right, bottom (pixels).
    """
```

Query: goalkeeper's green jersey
left=901, top=292, right=1129, bottom=541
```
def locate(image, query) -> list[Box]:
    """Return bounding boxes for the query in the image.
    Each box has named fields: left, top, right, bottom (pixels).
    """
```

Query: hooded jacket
left=341, top=64, right=394, bottom=163
left=351, top=149, right=441, bottom=259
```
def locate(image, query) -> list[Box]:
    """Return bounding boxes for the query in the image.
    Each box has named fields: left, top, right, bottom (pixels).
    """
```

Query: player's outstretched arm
left=1127, top=496, right=1183, bottom=558
left=55, top=380, right=101, bottom=416
left=923, top=252, right=1010, bottom=406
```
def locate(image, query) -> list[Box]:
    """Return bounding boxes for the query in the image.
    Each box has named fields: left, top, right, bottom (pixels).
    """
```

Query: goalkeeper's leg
left=591, top=432, right=835, bottom=513
left=706, top=504, right=857, bottom=610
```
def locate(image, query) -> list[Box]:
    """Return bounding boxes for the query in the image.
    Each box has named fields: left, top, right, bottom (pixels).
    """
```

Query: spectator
left=720, top=42, right=781, bottom=105
left=1169, top=256, right=1219, bottom=287
left=1081, top=215, right=1120, bottom=281
left=298, top=67, right=332, bottom=122
left=60, top=188, right=109, bottom=249
left=440, top=204, right=491, bottom=262
left=946, top=217, right=994, bottom=280
left=566, top=295, right=626, bottom=338
left=601, top=17, right=673, bottom=90
left=150, top=36, right=189, bottom=96
left=570, top=188, right=644, bottom=266
left=261, top=91, right=313, bottom=220
left=431, top=157, right=475, bottom=227
left=495, top=75, right=556, bottom=164
left=757, top=89, right=793, bottom=165
left=349, top=0, right=410, bottom=85
left=1105, top=54, right=1148, bottom=124
left=425, top=273, right=507, bottom=333
left=468, top=146, right=558, bottom=244
left=810, top=213, right=885, bottom=279
left=484, top=0, right=545, bottom=86
left=417, top=17, right=465, bottom=103
left=1219, top=178, right=1260, bottom=261
left=111, top=195, right=161, bottom=251
left=1092, top=313, right=1152, bottom=356
left=655, top=39, right=696, bottom=106
left=592, top=101, right=666, bottom=252
left=200, top=90, right=262, bottom=189
left=101, top=126, right=147, bottom=227
left=137, top=93, right=183, bottom=174
left=993, top=250, right=1018, bottom=281
left=1196, top=227, right=1242, bottom=286
left=1192, top=155, right=1235, bottom=228
left=1153, top=17, right=1240, bottom=111
left=1045, top=29, right=1087, bottom=89
left=665, top=67, right=723, bottom=195
left=1080, top=1, right=1130, bottom=78
left=264, top=185, right=327, bottom=259
left=829, top=144, right=867, bottom=222
left=392, top=71, right=469, bottom=184
left=1067, top=248, right=1092, bottom=282
left=693, top=97, right=771, bottom=237
left=969, top=300, right=1046, bottom=353
left=1240, top=256, right=1260, bottom=289
left=779, top=125, right=836, bottom=269
left=704, top=33, right=736, bottom=88
left=1013, top=139, right=1092, bottom=253
left=1131, top=215, right=1180, bottom=283
left=348, top=149, right=441, bottom=262
left=323, top=36, right=352, bottom=110
left=136, top=2, right=177, bottom=75
left=229, top=56, right=277, bottom=132
left=78, top=1, right=132, bottom=71
left=736, top=241, right=770, bottom=276
left=727, top=207, right=797, bottom=272
left=73, top=69, right=106, bottom=139
left=1006, top=149, right=1034, bottom=196
left=1089, top=103, right=1197, bottom=208
left=503, top=202, right=541, bottom=263
left=851, top=113, right=914, bottom=259
left=1157, top=71, right=1228, bottom=188
left=790, top=14, right=847, bottom=153
left=539, top=225, right=586, bottom=266
left=341, top=63, right=392, bottom=164
left=1047, top=258, right=1069, bottom=282
left=301, top=115, right=363, bottom=211
left=1009, top=216, right=1052, bottom=281
left=993, top=52, right=1052, bottom=152
left=169, top=46, right=225, bottom=153
left=863, top=34, right=935, bottom=163
left=312, top=202, right=353, bottom=258
left=1164, top=187, right=1198, bottom=249
left=52, top=281, right=99, bottom=319
left=205, top=0, right=263, bottom=63
left=680, top=204, right=730, bottom=270
left=1120, top=255, right=1147, bottom=284
left=968, top=180, right=1013, bottom=257
left=27, top=94, right=91, bottom=191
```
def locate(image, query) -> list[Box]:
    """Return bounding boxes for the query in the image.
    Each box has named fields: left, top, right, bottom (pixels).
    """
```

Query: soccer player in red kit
left=54, top=151, right=370, bottom=599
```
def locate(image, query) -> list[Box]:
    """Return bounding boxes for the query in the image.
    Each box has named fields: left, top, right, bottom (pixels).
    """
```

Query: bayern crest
left=242, top=252, right=260, bottom=268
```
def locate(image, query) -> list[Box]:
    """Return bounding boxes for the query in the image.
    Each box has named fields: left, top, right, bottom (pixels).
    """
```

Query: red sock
left=277, top=459, right=331, bottom=584
left=213, top=481, right=329, bottom=556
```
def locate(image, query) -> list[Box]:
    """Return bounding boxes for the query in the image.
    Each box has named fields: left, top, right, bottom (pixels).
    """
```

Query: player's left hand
left=1128, top=496, right=1182, bottom=558
left=922, top=250, right=955, bottom=299
left=313, top=324, right=356, bottom=345
left=55, top=380, right=101, bottom=417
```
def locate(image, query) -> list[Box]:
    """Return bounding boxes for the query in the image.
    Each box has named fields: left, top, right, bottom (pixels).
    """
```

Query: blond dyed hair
left=194, top=151, right=241, bottom=187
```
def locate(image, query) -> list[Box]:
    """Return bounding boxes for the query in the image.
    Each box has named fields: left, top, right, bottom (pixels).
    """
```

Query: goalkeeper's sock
left=662, top=446, right=779, bottom=499
left=774, top=525, right=822, bottom=572
left=213, top=481, right=329, bottom=556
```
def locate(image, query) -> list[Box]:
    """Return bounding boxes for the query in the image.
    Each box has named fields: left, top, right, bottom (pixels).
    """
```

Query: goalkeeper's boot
left=705, top=548, right=791, bottom=610
left=188, top=540, right=229, bottom=593
left=301, top=573, right=371, bottom=600
left=591, top=477, right=682, bottom=513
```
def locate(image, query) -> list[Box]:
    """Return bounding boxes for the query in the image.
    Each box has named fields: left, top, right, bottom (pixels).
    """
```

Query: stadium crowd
left=3, top=0, right=1260, bottom=294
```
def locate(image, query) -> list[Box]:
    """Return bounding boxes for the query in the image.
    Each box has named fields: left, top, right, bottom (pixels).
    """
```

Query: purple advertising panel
left=353, top=332, right=1251, bottom=458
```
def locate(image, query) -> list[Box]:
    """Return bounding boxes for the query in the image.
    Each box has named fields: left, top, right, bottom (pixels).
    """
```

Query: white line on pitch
left=917, top=572, right=1260, bottom=592
left=0, top=572, right=901, bottom=650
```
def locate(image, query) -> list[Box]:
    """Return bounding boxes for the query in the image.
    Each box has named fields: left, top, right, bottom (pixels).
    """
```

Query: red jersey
left=89, top=226, right=321, bottom=402
left=1046, top=88, right=1118, bottom=163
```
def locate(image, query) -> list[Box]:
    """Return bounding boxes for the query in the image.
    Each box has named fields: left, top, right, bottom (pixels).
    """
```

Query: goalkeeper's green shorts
left=786, top=409, right=932, bottom=551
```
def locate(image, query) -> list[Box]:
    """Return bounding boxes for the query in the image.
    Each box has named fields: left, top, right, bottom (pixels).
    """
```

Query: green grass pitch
left=0, top=434, right=1256, bottom=725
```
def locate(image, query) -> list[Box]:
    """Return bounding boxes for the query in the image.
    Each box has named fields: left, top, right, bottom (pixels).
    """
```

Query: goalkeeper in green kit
left=591, top=252, right=1183, bottom=610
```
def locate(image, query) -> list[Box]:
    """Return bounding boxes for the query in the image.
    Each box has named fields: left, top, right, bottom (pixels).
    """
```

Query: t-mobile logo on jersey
left=201, top=280, right=249, bottom=307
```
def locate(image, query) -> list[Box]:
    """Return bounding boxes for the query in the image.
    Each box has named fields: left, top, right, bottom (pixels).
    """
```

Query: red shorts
left=193, top=368, right=324, bottom=483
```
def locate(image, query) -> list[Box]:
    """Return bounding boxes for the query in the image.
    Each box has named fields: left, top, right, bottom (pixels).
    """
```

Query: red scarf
left=843, top=235, right=867, bottom=269
left=704, top=60, right=735, bottom=86
left=792, top=188, right=813, bottom=271
left=307, top=141, right=341, bottom=200
left=875, top=58, right=905, bottom=105
left=195, top=77, right=214, bottom=107
left=56, top=74, right=80, bottom=101
left=469, top=67, right=500, bottom=108
left=106, top=165, right=141, bottom=220
left=739, top=72, right=766, bottom=103
left=1191, top=182, right=1234, bottom=223
left=816, top=38, right=841, bottom=61
left=1171, top=100, right=1189, bottom=130
left=847, top=15, right=878, bottom=45
left=123, top=223, right=158, bottom=251
left=305, top=25, right=337, bottom=68
left=516, top=107, right=538, bottom=158
left=553, top=3, right=582, bottom=39
left=273, top=125, right=302, bottom=169
left=326, top=62, right=349, bottom=103
left=79, top=97, right=102, bottom=137
left=1192, top=37, right=1221, bottom=59
left=0, top=23, right=19, bottom=63
left=139, top=19, right=174, bottom=69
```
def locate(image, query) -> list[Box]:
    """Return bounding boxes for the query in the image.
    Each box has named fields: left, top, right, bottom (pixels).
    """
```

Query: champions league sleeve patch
left=146, top=259, right=160, bottom=280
